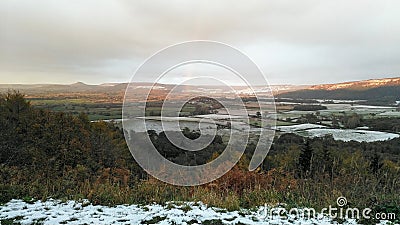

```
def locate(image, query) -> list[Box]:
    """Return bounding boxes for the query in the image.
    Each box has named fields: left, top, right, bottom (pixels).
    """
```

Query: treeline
left=293, top=104, right=327, bottom=111
left=363, top=117, right=400, bottom=133
left=293, top=110, right=400, bottom=132
left=337, top=113, right=400, bottom=131
left=149, top=128, right=225, bottom=166
left=275, top=98, right=319, bottom=104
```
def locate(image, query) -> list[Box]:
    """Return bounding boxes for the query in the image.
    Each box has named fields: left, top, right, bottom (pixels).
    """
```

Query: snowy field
left=276, top=123, right=326, bottom=132
left=1, top=199, right=395, bottom=225
left=276, top=124, right=399, bottom=142
left=278, top=103, right=399, bottom=118
left=123, top=117, right=257, bottom=134
left=194, top=114, right=245, bottom=120
left=378, top=111, right=400, bottom=117
left=303, top=129, right=399, bottom=142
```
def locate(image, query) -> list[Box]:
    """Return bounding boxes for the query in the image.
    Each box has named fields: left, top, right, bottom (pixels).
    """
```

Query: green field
left=29, top=99, right=201, bottom=121
left=29, top=99, right=122, bottom=121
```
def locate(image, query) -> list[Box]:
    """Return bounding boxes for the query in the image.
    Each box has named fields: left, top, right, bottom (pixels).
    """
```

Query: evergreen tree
left=321, top=142, right=334, bottom=179
left=298, top=139, right=313, bottom=178
left=370, top=151, right=383, bottom=175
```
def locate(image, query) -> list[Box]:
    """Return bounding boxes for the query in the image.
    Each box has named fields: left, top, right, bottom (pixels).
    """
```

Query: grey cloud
left=0, top=0, right=399, bottom=84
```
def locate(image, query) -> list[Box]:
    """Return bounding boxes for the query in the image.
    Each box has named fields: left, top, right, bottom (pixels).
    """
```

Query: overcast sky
left=1, top=0, right=399, bottom=85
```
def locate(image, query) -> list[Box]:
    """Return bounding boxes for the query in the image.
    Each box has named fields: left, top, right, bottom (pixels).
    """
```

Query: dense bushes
left=263, top=134, right=400, bottom=210
left=0, top=91, right=142, bottom=203
left=149, top=128, right=225, bottom=166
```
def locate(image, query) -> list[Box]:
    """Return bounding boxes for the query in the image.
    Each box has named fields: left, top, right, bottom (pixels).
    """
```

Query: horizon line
left=1, top=75, right=400, bottom=87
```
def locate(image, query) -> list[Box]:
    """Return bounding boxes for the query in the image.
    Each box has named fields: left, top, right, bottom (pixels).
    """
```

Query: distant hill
left=0, top=82, right=307, bottom=97
left=309, top=77, right=400, bottom=90
left=3, top=78, right=399, bottom=105
left=277, top=77, right=400, bottom=105
left=0, top=82, right=129, bottom=94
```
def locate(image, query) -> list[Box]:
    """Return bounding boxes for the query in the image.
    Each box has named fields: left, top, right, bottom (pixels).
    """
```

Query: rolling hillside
left=0, top=82, right=307, bottom=98
left=277, top=77, right=400, bottom=105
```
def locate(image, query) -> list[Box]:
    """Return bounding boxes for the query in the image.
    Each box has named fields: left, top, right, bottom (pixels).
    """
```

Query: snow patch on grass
left=304, top=129, right=399, bottom=142
left=0, top=199, right=339, bottom=225
left=276, top=123, right=326, bottom=132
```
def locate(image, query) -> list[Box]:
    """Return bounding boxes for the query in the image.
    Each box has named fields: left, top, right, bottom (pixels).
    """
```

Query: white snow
left=303, top=129, right=399, bottom=142
left=1, top=199, right=396, bottom=225
left=355, top=126, right=369, bottom=130
left=378, top=111, right=400, bottom=117
left=194, top=114, right=245, bottom=119
left=276, top=123, right=326, bottom=132
left=352, top=105, right=396, bottom=109
left=0, top=199, right=365, bottom=225
left=276, top=124, right=399, bottom=142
